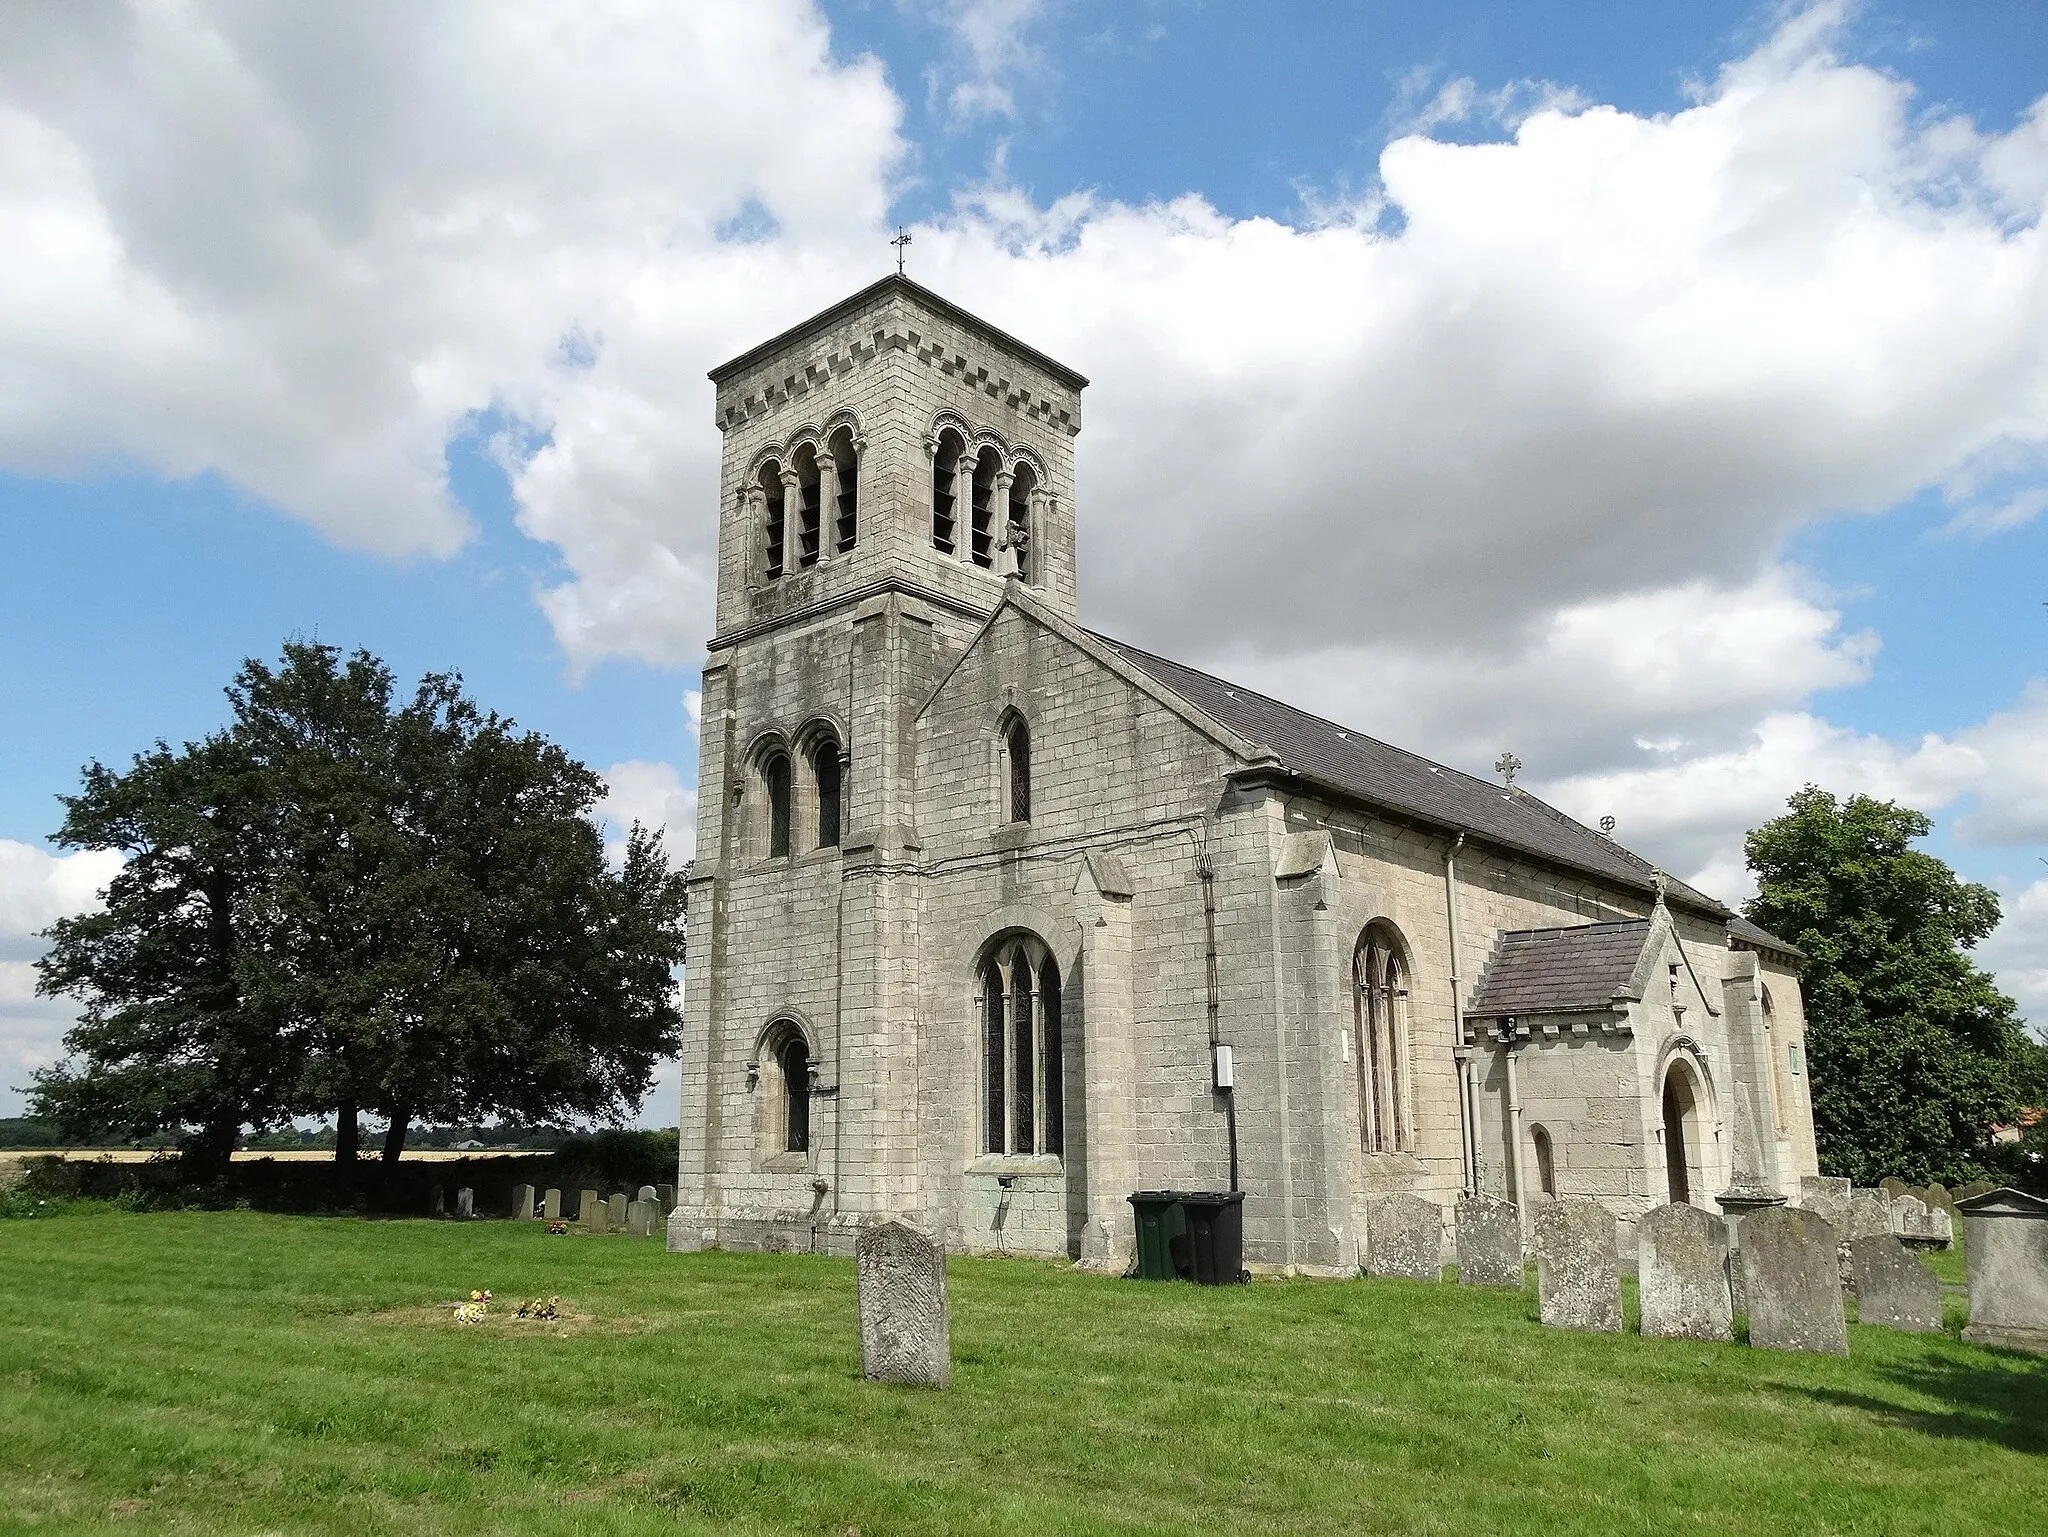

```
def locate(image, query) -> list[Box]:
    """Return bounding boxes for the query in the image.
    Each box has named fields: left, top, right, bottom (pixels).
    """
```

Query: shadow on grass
left=1808, top=1349, right=2048, bottom=1456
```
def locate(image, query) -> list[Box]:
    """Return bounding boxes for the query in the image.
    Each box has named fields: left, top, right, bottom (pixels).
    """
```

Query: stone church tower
left=673, top=275, right=1821, bottom=1273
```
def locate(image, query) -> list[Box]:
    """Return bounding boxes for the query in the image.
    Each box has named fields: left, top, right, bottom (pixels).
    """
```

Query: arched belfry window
left=826, top=428, right=858, bottom=554
left=813, top=738, right=842, bottom=849
left=1002, top=714, right=1030, bottom=823
left=978, top=933, right=1063, bottom=1156
left=1353, top=925, right=1412, bottom=1153
left=932, top=428, right=965, bottom=555
left=794, top=445, right=823, bottom=569
left=970, top=448, right=999, bottom=568
left=761, top=747, right=792, bottom=859
left=759, top=461, right=787, bottom=580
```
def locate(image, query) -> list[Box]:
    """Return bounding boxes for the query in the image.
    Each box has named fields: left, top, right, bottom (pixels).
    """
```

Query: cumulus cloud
left=594, top=760, right=698, bottom=868
left=916, top=0, right=1052, bottom=126
left=0, top=839, right=120, bottom=1114
left=1978, top=878, right=2048, bottom=1032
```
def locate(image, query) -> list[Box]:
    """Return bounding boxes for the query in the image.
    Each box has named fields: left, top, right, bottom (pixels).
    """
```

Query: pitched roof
left=1468, top=920, right=1655, bottom=1018
left=1090, top=634, right=1729, bottom=917
left=1726, top=913, right=1805, bottom=959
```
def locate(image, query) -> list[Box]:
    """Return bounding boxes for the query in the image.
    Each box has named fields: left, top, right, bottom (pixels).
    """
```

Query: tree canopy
left=32, top=641, right=689, bottom=1179
left=1745, top=786, right=2045, bottom=1187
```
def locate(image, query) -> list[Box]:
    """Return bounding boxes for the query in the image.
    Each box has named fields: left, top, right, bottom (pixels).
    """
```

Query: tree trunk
left=182, top=1117, right=239, bottom=1185
left=335, top=1100, right=359, bottom=1167
left=380, top=1105, right=412, bottom=1164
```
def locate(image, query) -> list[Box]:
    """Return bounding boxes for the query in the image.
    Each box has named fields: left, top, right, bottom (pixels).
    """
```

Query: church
left=668, top=274, right=1820, bottom=1274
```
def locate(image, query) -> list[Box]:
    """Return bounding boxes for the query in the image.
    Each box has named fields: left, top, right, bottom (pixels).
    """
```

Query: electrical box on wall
left=1213, top=1043, right=1234, bottom=1091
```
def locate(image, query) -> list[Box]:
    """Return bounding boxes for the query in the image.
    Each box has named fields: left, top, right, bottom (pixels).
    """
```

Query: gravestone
left=1879, top=1176, right=1908, bottom=1201
left=1842, top=1190, right=1893, bottom=1245
left=627, top=1198, right=653, bottom=1237
left=1848, top=1235, right=1942, bottom=1333
left=1889, top=1195, right=1952, bottom=1249
left=1738, top=1206, right=1848, bottom=1355
left=1797, top=1176, right=1850, bottom=1229
left=658, top=1183, right=676, bottom=1215
left=637, top=1184, right=657, bottom=1207
left=455, top=1187, right=474, bottom=1220
left=578, top=1188, right=599, bottom=1224
left=1924, top=1182, right=1955, bottom=1216
left=610, top=1191, right=629, bottom=1227
left=543, top=1188, right=562, bottom=1221
left=1638, top=1202, right=1733, bottom=1342
left=511, top=1183, right=534, bottom=1220
left=1959, top=1188, right=2048, bottom=1354
left=1953, top=1179, right=1995, bottom=1204
left=856, top=1220, right=950, bottom=1387
left=430, top=1184, right=445, bottom=1217
left=1364, top=1194, right=1443, bottom=1281
left=1535, top=1198, right=1621, bottom=1333
left=1455, top=1195, right=1522, bottom=1288
left=589, top=1198, right=609, bottom=1234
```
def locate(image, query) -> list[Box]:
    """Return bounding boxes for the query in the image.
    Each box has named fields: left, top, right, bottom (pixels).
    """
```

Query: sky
left=1, top=0, right=2045, bottom=1126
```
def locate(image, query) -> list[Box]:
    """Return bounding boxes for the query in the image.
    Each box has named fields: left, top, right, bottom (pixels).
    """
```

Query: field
left=0, top=1211, right=2041, bottom=1536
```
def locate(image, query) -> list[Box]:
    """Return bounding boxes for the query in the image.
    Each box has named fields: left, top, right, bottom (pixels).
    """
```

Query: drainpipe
left=1443, top=832, right=1475, bottom=1197
left=1504, top=1024, right=1529, bottom=1243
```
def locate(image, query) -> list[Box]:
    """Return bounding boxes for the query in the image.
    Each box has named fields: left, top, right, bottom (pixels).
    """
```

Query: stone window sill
left=760, top=1151, right=811, bottom=1173
left=990, top=823, right=1031, bottom=852
left=966, top=1153, right=1064, bottom=1178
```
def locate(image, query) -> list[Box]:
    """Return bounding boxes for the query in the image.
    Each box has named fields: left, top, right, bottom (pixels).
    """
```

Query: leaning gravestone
left=1638, top=1202, right=1733, bottom=1342
left=1739, top=1206, right=1848, bottom=1355
left=511, top=1183, right=535, bottom=1220
left=1848, top=1235, right=1942, bottom=1333
left=1879, top=1176, right=1908, bottom=1201
left=578, top=1188, right=599, bottom=1224
left=543, top=1188, right=562, bottom=1221
left=658, top=1183, right=676, bottom=1214
left=455, top=1187, right=474, bottom=1220
left=1365, top=1193, right=1443, bottom=1280
left=1455, top=1195, right=1522, bottom=1288
left=1959, top=1188, right=2048, bottom=1354
left=627, top=1199, right=653, bottom=1237
left=856, top=1220, right=950, bottom=1387
left=1535, top=1198, right=1621, bottom=1333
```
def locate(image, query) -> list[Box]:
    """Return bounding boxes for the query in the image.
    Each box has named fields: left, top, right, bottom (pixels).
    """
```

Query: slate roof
left=1467, top=920, right=1654, bottom=1018
left=1726, top=913, right=1805, bottom=959
left=1091, top=635, right=1730, bottom=918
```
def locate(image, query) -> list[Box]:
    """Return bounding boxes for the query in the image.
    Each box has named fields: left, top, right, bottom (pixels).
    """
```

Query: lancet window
left=826, top=428, right=859, bottom=553
left=813, top=738, right=842, bottom=849
left=1002, top=713, right=1031, bottom=824
left=978, top=933, right=1063, bottom=1156
left=758, top=461, right=787, bottom=580
left=761, top=747, right=792, bottom=859
left=931, top=428, right=964, bottom=554
left=1353, top=925, right=1411, bottom=1153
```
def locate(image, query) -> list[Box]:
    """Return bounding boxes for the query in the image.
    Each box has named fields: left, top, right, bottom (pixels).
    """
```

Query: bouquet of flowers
left=515, top=1296, right=561, bottom=1321
left=546, top=1220, right=569, bottom=1236
left=453, top=1288, right=492, bottom=1324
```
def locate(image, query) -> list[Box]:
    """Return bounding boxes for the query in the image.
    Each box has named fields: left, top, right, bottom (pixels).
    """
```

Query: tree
left=1745, top=787, right=2047, bottom=1186
left=33, top=641, right=689, bottom=1174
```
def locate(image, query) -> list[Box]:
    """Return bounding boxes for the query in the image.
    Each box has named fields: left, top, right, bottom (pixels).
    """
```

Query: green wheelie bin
left=1127, top=1190, right=1191, bottom=1279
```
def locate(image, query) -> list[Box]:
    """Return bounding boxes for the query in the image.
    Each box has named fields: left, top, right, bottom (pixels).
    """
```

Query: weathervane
left=1494, top=751, right=1522, bottom=790
left=891, top=225, right=912, bottom=275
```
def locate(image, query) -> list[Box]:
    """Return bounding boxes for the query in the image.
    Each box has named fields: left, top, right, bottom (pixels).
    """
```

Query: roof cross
left=1494, top=751, right=1522, bottom=789
left=890, top=226, right=912, bottom=275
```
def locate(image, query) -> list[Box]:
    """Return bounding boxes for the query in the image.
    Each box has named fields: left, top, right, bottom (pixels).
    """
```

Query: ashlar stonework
left=1638, top=1202, right=1733, bottom=1342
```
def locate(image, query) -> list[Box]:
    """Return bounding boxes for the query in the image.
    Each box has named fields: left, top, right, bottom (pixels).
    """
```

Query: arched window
left=1002, top=714, right=1030, bottom=823
left=970, top=448, right=998, bottom=568
left=795, top=445, right=823, bottom=568
left=1352, top=926, right=1411, bottom=1152
left=761, top=748, right=792, bottom=859
left=759, top=461, right=787, bottom=580
left=978, top=933, right=1062, bottom=1156
left=931, top=429, right=965, bottom=554
left=1531, top=1124, right=1557, bottom=1197
left=777, top=1033, right=810, bottom=1153
left=1005, top=462, right=1037, bottom=582
left=826, top=429, right=858, bottom=553
left=814, top=739, right=842, bottom=849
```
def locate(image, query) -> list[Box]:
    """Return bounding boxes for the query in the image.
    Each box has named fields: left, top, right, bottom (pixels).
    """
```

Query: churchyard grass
left=1, top=1211, right=2041, bottom=1536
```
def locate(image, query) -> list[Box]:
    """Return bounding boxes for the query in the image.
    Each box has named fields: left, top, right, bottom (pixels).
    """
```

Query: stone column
left=991, top=468, right=1018, bottom=575
left=780, top=466, right=805, bottom=565
left=954, top=454, right=978, bottom=558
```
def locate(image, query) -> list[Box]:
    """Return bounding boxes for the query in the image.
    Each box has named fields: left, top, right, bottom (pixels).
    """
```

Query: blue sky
left=2, top=0, right=2044, bottom=1121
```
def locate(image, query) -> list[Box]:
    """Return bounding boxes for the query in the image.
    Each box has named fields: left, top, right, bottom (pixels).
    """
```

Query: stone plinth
left=1365, top=1194, right=1443, bottom=1281
left=1959, top=1188, right=2048, bottom=1355
left=1739, top=1207, right=1847, bottom=1356
left=1639, top=1203, right=1732, bottom=1342
left=1455, top=1196, right=1522, bottom=1289
left=856, top=1220, right=950, bottom=1387
left=1535, top=1198, right=1620, bottom=1333
left=1848, top=1235, right=1942, bottom=1333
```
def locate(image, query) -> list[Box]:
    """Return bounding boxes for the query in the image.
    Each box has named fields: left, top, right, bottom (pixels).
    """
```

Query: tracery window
left=1353, top=925, right=1411, bottom=1153
left=1002, top=714, right=1030, bottom=823
left=762, top=748, right=792, bottom=859
left=978, top=933, right=1063, bottom=1156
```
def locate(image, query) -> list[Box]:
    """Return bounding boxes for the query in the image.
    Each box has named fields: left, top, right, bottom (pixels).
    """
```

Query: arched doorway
left=1661, top=1059, right=1706, bottom=1206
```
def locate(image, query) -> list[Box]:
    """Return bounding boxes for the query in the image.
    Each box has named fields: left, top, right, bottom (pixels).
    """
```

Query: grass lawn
left=0, top=1212, right=2041, bottom=1536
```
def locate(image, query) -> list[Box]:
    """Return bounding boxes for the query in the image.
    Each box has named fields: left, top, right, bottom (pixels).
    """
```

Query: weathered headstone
left=1797, top=1176, right=1850, bottom=1229
left=1889, top=1194, right=1952, bottom=1249
left=627, top=1198, right=653, bottom=1237
left=430, top=1184, right=445, bottom=1217
left=455, top=1187, right=474, bottom=1220
left=1924, top=1182, right=1955, bottom=1216
left=1738, top=1206, right=1848, bottom=1355
left=1959, top=1188, right=2048, bottom=1354
left=1455, top=1195, right=1522, bottom=1288
left=610, top=1190, right=629, bottom=1226
left=572, top=1188, right=593, bottom=1224
left=657, top=1183, right=676, bottom=1215
left=1848, top=1235, right=1942, bottom=1333
left=1535, top=1197, right=1621, bottom=1333
left=856, top=1220, right=950, bottom=1387
left=584, top=1197, right=605, bottom=1234
left=1842, top=1190, right=1893, bottom=1244
left=543, top=1188, right=562, bottom=1221
left=1953, top=1179, right=1995, bottom=1204
left=1879, top=1176, right=1908, bottom=1201
left=637, top=1184, right=657, bottom=1206
left=1364, top=1193, right=1443, bottom=1281
left=1638, top=1202, right=1733, bottom=1342
left=511, top=1183, right=535, bottom=1220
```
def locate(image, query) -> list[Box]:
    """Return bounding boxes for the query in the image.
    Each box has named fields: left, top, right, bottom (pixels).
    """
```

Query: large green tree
left=33, top=642, right=689, bottom=1174
left=1745, top=787, right=2045, bottom=1186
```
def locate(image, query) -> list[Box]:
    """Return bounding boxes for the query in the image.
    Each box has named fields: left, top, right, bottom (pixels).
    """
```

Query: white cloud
left=0, top=839, right=120, bottom=1115
left=1952, top=681, right=2048, bottom=847
left=595, top=760, right=698, bottom=868
left=1979, top=878, right=2048, bottom=1033
left=916, top=0, right=1051, bottom=126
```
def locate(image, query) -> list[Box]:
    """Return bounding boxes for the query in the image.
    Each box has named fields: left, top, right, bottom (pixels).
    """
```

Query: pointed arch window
left=978, top=933, right=1062, bottom=1156
left=762, top=749, right=792, bottom=859
left=1353, top=926, right=1411, bottom=1152
left=1003, top=714, right=1030, bottom=823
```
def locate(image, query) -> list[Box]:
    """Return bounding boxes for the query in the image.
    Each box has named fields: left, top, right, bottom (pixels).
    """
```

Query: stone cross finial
left=1494, top=751, right=1521, bottom=789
